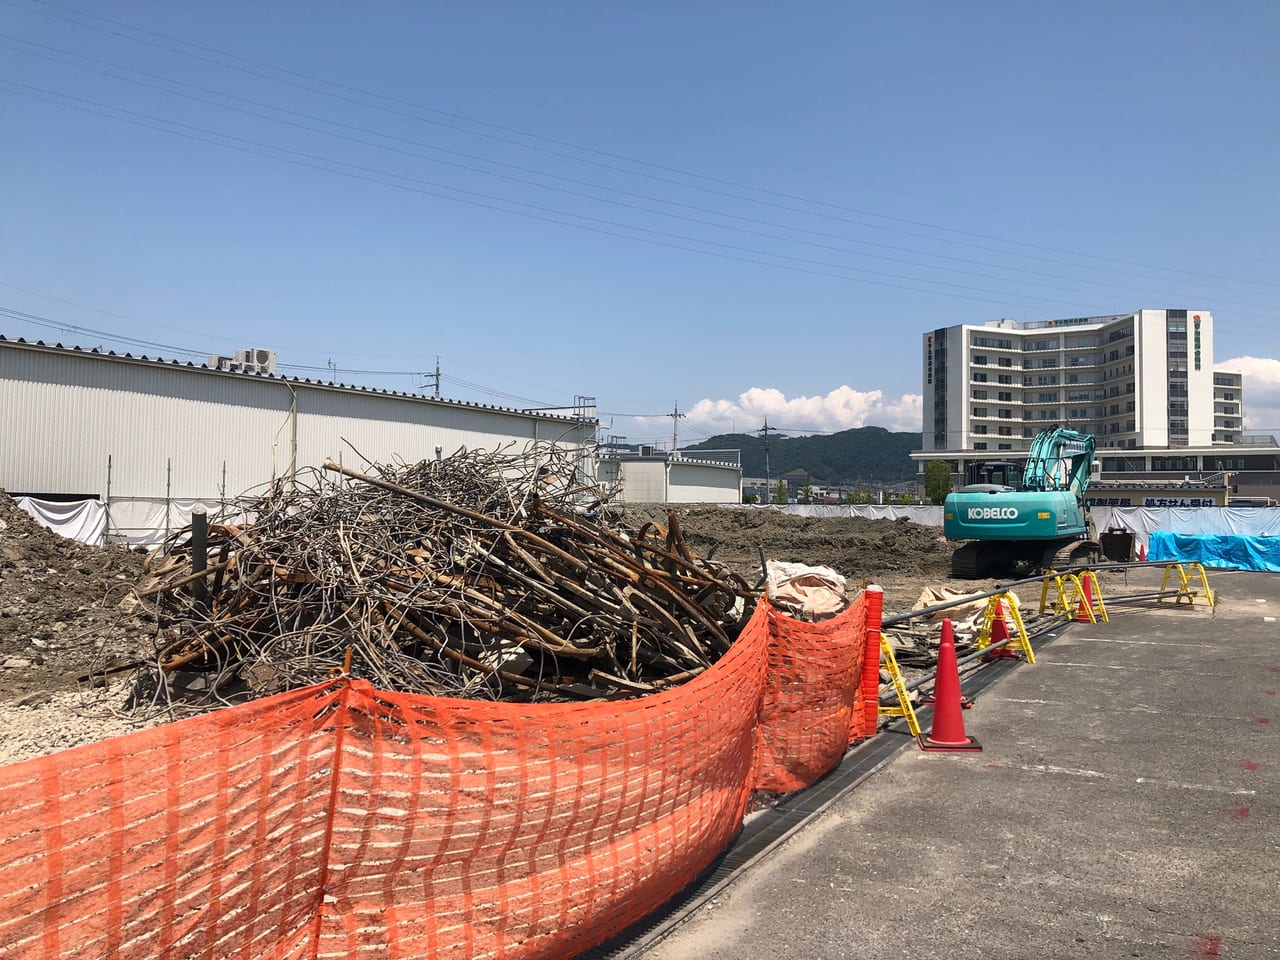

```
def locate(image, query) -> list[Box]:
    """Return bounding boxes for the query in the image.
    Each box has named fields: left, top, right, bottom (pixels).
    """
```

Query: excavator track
left=951, top=542, right=983, bottom=579
left=1043, top=539, right=1102, bottom=573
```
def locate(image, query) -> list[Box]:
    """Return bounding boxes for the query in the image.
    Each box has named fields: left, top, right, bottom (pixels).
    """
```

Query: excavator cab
left=961, top=460, right=1021, bottom=491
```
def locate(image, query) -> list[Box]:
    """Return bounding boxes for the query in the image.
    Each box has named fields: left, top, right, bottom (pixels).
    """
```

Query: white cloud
left=632, top=385, right=923, bottom=438
left=1218, top=356, right=1280, bottom=435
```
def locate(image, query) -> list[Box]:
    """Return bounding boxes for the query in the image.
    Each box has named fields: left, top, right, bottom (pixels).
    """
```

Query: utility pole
left=420, top=357, right=441, bottom=397
left=668, top=403, right=685, bottom=456
left=759, top=418, right=779, bottom=498
left=327, top=358, right=337, bottom=381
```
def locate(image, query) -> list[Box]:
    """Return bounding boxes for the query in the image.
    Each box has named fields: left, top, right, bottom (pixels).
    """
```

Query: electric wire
left=12, top=0, right=1279, bottom=292
left=3, top=80, right=1138, bottom=313
left=4, top=34, right=1277, bottom=313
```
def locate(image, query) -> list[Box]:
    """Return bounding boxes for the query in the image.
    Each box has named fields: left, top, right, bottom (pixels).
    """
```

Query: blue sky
left=3, top=1, right=1279, bottom=447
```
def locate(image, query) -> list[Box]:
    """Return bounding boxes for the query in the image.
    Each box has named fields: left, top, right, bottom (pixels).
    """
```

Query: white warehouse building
left=0, top=336, right=598, bottom=542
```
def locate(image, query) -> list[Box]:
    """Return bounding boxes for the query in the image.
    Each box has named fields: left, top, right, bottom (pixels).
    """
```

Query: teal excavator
left=943, top=427, right=1101, bottom=579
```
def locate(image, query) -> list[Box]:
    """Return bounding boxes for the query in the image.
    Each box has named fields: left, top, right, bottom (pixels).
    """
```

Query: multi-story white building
left=912, top=309, right=1280, bottom=501
left=920, top=309, right=1239, bottom=455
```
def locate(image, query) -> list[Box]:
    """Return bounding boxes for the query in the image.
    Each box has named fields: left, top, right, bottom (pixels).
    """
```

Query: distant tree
left=774, top=479, right=788, bottom=504
left=743, top=491, right=759, bottom=504
left=849, top=486, right=874, bottom=505
left=800, top=482, right=813, bottom=505
left=924, top=460, right=953, bottom=504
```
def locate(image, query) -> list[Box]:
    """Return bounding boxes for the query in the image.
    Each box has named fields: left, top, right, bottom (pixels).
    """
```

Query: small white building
left=596, top=448, right=742, bottom=504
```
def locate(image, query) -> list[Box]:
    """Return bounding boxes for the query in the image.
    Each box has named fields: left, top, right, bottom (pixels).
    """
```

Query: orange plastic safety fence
left=0, top=606, right=770, bottom=960
left=753, top=588, right=879, bottom=794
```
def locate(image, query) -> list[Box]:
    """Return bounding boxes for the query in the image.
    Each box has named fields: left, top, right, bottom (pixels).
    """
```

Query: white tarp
left=1092, top=506, right=1280, bottom=549
left=11, top=497, right=230, bottom=547
left=106, top=498, right=228, bottom=547
left=14, top=497, right=108, bottom=545
left=728, top=504, right=946, bottom=525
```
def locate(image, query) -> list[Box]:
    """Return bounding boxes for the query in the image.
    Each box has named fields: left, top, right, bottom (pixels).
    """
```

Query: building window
left=974, top=372, right=988, bottom=382
left=997, top=426, right=1012, bottom=436
left=998, top=443, right=1012, bottom=450
left=973, top=389, right=988, bottom=399
left=998, top=408, right=1012, bottom=419
left=973, top=407, right=988, bottom=417
left=974, top=442, right=988, bottom=450
left=973, top=354, right=988, bottom=365
left=974, top=425, right=988, bottom=434
left=998, top=391, right=1013, bottom=402
left=998, top=357, right=1013, bottom=367
left=998, top=374, right=1013, bottom=385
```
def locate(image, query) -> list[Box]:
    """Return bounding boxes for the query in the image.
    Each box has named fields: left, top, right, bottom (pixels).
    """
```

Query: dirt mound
left=0, top=492, right=151, bottom=703
left=619, top=505, right=953, bottom=589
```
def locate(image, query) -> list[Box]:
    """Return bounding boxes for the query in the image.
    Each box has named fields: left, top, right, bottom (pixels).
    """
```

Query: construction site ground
left=0, top=498, right=974, bottom=763
left=641, top=566, right=1279, bottom=960
left=4, top=492, right=1274, bottom=955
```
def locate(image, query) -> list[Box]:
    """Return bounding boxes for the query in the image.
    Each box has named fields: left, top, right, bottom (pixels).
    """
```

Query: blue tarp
left=1148, top=531, right=1280, bottom=572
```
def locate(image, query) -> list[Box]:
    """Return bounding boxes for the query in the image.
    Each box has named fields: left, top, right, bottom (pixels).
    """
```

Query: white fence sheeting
left=14, top=497, right=108, bottom=545
left=12, top=497, right=231, bottom=547
left=1092, top=506, right=1280, bottom=548
left=726, top=504, right=945, bottom=524
left=18, top=497, right=1280, bottom=554
left=727, top=503, right=1280, bottom=550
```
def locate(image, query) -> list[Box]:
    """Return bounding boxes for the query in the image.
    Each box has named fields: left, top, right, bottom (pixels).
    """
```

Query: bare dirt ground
left=0, top=494, right=973, bottom=764
left=0, top=492, right=152, bottom=701
left=617, top=504, right=956, bottom=596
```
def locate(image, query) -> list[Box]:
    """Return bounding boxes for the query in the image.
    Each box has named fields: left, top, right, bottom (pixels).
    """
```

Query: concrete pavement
left=643, top=567, right=1279, bottom=960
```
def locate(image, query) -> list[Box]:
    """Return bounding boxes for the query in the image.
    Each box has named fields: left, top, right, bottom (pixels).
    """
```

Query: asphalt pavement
left=641, top=566, right=1279, bottom=960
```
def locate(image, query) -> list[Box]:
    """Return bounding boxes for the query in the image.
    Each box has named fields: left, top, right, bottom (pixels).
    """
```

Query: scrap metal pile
left=126, top=445, right=755, bottom=711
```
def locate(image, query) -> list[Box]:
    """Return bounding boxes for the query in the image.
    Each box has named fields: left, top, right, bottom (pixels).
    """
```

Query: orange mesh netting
left=0, top=607, right=768, bottom=959
left=753, top=587, right=881, bottom=794
left=0, top=588, right=885, bottom=959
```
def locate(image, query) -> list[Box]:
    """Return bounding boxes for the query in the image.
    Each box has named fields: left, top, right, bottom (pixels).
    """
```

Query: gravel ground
left=1, top=494, right=979, bottom=768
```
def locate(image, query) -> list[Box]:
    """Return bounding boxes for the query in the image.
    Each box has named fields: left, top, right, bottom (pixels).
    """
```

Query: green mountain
left=684, top=426, right=923, bottom=485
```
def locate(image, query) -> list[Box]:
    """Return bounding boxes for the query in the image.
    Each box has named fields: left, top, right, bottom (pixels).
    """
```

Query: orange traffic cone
left=1138, top=542, right=1147, bottom=562
left=985, top=600, right=1018, bottom=661
left=1075, top=574, right=1095, bottom=622
left=919, top=619, right=981, bottom=752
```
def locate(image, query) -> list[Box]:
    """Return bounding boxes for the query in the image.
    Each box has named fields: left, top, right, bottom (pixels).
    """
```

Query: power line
left=11, top=0, right=1280, bottom=292
left=13, top=79, right=1278, bottom=326
left=5, top=36, right=1278, bottom=310
left=0, top=83, right=1106, bottom=312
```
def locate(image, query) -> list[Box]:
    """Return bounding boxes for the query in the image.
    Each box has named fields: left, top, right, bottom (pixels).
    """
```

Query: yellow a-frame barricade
left=877, top=634, right=921, bottom=738
left=1158, top=561, right=1216, bottom=607
left=1040, top=569, right=1109, bottom=624
left=976, top=591, right=1035, bottom=663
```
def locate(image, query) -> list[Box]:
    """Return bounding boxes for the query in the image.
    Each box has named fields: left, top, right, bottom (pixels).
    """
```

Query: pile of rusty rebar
left=127, top=444, right=755, bottom=710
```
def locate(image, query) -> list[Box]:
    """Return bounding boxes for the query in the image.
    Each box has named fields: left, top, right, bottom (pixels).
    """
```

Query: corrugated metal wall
left=666, top=461, right=741, bottom=503
left=0, top=341, right=594, bottom=501
left=596, top=459, right=742, bottom=504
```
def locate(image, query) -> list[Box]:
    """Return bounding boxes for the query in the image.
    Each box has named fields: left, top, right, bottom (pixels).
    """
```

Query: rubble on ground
left=129, top=447, right=756, bottom=711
